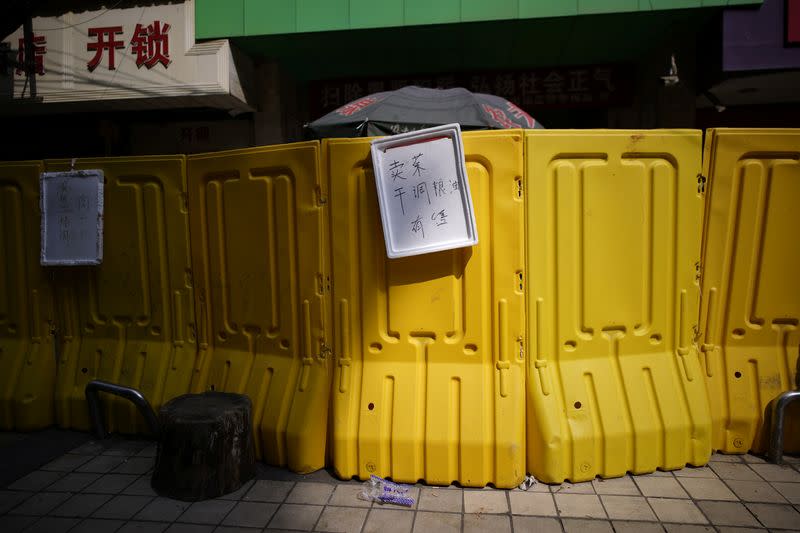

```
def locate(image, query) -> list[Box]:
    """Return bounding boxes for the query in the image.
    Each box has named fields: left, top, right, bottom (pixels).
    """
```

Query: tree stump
left=152, top=392, right=255, bottom=501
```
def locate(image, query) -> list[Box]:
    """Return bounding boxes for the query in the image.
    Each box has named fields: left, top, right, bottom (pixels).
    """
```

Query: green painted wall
left=196, top=0, right=760, bottom=39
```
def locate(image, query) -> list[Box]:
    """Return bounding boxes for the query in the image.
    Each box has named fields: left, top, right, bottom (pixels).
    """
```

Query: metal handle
left=85, top=380, right=160, bottom=439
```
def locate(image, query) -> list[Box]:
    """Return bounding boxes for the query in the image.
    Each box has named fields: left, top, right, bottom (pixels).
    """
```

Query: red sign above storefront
left=309, top=64, right=635, bottom=117
left=787, top=0, right=800, bottom=45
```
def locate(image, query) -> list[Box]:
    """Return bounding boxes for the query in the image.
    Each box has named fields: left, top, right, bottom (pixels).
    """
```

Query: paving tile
left=511, top=516, right=562, bottom=533
left=771, top=481, right=800, bottom=504
left=648, top=498, right=708, bottom=524
left=214, top=527, right=264, bottom=533
left=102, top=441, right=148, bottom=457
left=285, top=482, right=334, bottom=505
left=551, top=481, right=595, bottom=494
left=634, top=476, right=689, bottom=498
left=0, top=515, right=38, bottom=533
left=710, top=453, right=743, bottom=463
left=77, top=456, right=126, bottom=474
left=122, top=476, right=157, bottom=497
left=117, top=521, right=169, bottom=533
left=412, top=511, right=461, bottom=533
left=743, top=454, right=767, bottom=464
left=709, top=462, right=762, bottom=481
left=696, top=500, right=760, bottom=527
left=726, top=480, right=788, bottom=503
left=217, top=480, right=255, bottom=501
left=134, top=496, right=190, bottom=522
left=220, top=501, right=278, bottom=528
left=463, top=489, right=508, bottom=513
left=463, top=513, right=511, bottom=533
left=646, top=470, right=676, bottom=477
left=112, top=457, right=154, bottom=475
left=417, top=487, right=462, bottom=512
left=92, top=494, right=153, bottom=519
left=662, top=526, right=715, bottom=533
left=673, top=466, right=717, bottom=478
left=553, top=493, right=606, bottom=518
left=267, top=503, right=323, bottom=530
left=612, top=520, right=665, bottom=533
left=178, top=499, right=236, bottom=525
left=25, top=516, right=81, bottom=533
left=135, top=445, right=157, bottom=458
left=362, top=508, right=415, bottom=533
left=48, top=472, right=102, bottom=492
left=70, top=441, right=107, bottom=455
left=165, top=524, right=214, bottom=533
left=41, top=454, right=93, bottom=472
left=51, top=493, right=113, bottom=518
left=592, top=476, right=640, bottom=495
left=748, top=463, right=800, bottom=482
left=677, top=477, right=738, bottom=500
left=71, top=518, right=126, bottom=533
left=744, top=502, right=800, bottom=529
left=508, top=491, right=556, bottom=516
left=715, top=528, right=766, bottom=533
left=84, top=474, right=140, bottom=494
left=600, top=495, right=657, bottom=521
left=562, top=518, right=614, bottom=533
left=327, top=483, right=373, bottom=508
left=0, top=490, right=33, bottom=514
left=314, top=505, right=368, bottom=532
left=8, top=491, right=71, bottom=516
left=7, top=470, right=63, bottom=491
left=243, top=480, right=295, bottom=503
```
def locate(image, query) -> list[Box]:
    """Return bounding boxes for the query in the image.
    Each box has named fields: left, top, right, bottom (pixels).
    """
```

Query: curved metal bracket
left=767, top=389, right=800, bottom=464
left=85, top=380, right=160, bottom=439
left=767, top=351, right=800, bottom=464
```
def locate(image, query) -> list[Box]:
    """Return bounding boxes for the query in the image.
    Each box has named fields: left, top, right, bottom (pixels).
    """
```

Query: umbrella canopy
left=306, top=85, right=543, bottom=139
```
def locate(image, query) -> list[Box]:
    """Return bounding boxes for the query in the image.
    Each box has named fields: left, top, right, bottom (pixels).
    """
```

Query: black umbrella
left=305, top=85, right=544, bottom=139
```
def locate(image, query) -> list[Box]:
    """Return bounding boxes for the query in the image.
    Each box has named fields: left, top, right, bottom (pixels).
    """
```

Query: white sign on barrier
left=371, top=124, right=478, bottom=258
left=40, top=170, right=104, bottom=265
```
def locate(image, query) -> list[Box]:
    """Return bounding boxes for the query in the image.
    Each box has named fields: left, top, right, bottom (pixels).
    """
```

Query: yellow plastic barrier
left=327, top=130, right=526, bottom=488
left=46, top=156, right=197, bottom=434
left=525, top=130, right=711, bottom=483
left=0, top=162, right=56, bottom=430
left=187, top=142, right=331, bottom=473
left=698, top=129, right=800, bottom=454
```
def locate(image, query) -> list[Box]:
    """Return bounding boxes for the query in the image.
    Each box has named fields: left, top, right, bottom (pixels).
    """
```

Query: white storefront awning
left=1, top=0, right=253, bottom=114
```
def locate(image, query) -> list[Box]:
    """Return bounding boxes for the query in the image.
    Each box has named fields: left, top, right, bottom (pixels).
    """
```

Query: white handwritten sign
left=371, top=124, right=478, bottom=258
left=40, top=170, right=104, bottom=265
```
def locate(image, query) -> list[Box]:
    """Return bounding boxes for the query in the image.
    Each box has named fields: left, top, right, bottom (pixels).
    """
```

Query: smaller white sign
left=40, top=170, right=104, bottom=265
left=371, top=124, right=478, bottom=258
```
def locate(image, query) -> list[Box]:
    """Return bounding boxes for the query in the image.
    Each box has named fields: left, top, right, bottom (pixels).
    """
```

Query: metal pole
left=766, top=349, right=800, bottom=464
left=767, top=390, right=800, bottom=464
left=22, top=13, right=36, bottom=98
left=84, top=380, right=161, bottom=439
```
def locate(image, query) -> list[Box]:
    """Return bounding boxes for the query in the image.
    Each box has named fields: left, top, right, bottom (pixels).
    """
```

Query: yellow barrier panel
left=525, top=130, right=711, bottom=483
left=187, top=142, right=331, bottom=473
left=47, top=156, right=197, bottom=434
left=327, top=130, right=526, bottom=488
left=698, top=129, right=800, bottom=454
left=0, top=162, right=56, bottom=430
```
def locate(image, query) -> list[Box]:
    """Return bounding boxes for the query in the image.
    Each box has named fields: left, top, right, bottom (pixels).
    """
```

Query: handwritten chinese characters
left=388, top=150, right=460, bottom=240
left=41, top=170, right=104, bottom=265
left=371, top=125, right=478, bottom=258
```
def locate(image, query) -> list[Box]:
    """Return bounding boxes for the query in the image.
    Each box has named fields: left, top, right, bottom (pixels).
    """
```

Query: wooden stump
left=152, top=392, right=255, bottom=501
